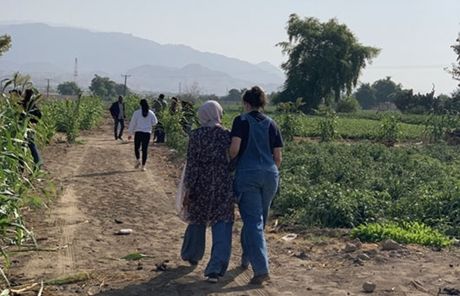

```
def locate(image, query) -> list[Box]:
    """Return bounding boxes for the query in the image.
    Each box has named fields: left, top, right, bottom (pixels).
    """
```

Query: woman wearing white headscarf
left=180, top=100, right=234, bottom=283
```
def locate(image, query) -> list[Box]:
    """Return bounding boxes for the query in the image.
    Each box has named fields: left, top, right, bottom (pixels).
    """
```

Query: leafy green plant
left=351, top=221, right=453, bottom=248
left=336, top=97, right=360, bottom=113
left=423, top=112, right=460, bottom=143
left=273, top=141, right=460, bottom=236
left=316, top=108, right=338, bottom=142
left=159, top=109, right=188, bottom=156
left=376, top=115, right=400, bottom=146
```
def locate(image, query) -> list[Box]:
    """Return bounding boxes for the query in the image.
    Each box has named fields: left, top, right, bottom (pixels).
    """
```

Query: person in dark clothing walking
left=21, top=89, right=43, bottom=167
left=109, top=96, right=126, bottom=140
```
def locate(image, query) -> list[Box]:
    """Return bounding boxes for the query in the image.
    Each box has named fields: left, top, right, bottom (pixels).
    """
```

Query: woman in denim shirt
left=230, top=86, right=283, bottom=285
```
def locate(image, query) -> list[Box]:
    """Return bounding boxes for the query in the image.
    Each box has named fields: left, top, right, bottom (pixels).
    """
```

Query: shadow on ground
left=95, top=265, right=260, bottom=296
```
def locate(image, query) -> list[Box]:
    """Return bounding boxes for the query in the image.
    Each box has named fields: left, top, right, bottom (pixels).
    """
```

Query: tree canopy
left=451, top=33, right=460, bottom=87
left=89, top=75, right=127, bottom=99
left=0, top=35, right=11, bottom=57
left=57, top=81, right=81, bottom=96
left=277, top=14, right=379, bottom=112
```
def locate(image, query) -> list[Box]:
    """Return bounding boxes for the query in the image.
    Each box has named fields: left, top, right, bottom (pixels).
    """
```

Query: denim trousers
left=235, top=169, right=279, bottom=276
left=181, top=220, right=233, bottom=277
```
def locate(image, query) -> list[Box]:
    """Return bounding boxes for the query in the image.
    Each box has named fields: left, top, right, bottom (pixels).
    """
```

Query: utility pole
left=73, top=58, right=78, bottom=83
left=121, top=74, right=131, bottom=96
left=46, top=78, right=51, bottom=98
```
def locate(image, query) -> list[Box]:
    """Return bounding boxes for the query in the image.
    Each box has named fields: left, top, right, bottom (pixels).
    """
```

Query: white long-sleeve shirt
left=128, top=109, right=158, bottom=134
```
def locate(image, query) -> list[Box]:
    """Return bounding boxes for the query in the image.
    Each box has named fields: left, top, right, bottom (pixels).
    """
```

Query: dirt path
left=10, top=120, right=460, bottom=296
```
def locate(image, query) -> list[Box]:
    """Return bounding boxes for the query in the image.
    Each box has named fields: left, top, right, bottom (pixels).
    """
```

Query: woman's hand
left=183, top=191, right=190, bottom=208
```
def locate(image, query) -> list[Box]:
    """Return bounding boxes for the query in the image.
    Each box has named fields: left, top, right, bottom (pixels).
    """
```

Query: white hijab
left=197, top=100, right=223, bottom=127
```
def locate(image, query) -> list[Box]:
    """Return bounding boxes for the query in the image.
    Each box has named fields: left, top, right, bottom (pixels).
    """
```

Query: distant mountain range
left=0, top=23, right=284, bottom=95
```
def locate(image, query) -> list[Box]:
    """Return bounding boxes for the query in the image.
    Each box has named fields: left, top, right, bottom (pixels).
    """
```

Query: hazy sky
left=2, top=0, right=460, bottom=94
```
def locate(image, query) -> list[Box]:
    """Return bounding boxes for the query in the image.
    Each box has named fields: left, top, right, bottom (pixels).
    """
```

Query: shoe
left=249, top=274, right=270, bottom=285
left=119, top=137, right=124, bottom=141
left=206, top=273, right=219, bottom=283
left=187, top=260, right=198, bottom=266
left=141, top=166, right=146, bottom=171
left=134, top=161, right=141, bottom=169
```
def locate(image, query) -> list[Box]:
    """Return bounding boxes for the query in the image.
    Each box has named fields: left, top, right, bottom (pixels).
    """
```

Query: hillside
left=0, top=23, right=284, bottom=94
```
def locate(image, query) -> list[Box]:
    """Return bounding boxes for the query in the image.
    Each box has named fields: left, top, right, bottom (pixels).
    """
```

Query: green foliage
left=277, top=14, right=379, bottom=111
left=372, top=76, right=402, bottom=104
left=351, top=222, right=452, bottom=247
left=316, top=108, right=338, bottom=142
left=354, top=83, right=376, bottom=109
left=423, top=112, right=460, bottom=143
left=274, top=142, right=460, bottom=236
left=376, top=115, right=400, bottom=146
left=450, top=33, right=460, bottom=86
left=221, top=88, right=245, bottom=102
left=89, top=74, right=127, bottom=99
left=0, top=90, right=45, bottom=268
left=0, top=35, right=11, bottom=57
left=1, top=72, right=33, bottom=93
left=57, top=81, right=81, bottom=96
left=44, top=96, right=104, bottom=143
left=336, top=97, right=360, bottom=113
left=158, top=109, right=188, bottom=156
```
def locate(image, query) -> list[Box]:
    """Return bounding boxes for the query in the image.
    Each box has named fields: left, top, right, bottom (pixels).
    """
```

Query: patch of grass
left=45, top=272, right=90, bottom=285
left=121, top=252, right=151, bottom=261
left=351, top=222, right=453, bottom=248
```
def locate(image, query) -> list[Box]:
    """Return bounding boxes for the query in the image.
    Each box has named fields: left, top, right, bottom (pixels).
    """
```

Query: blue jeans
left=235, top=169, right=279, bottom=276
left=180, top=221, right=233, bottom=277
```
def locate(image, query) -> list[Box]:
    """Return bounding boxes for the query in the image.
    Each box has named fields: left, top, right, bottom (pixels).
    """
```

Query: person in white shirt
left=128, top=99, right=158, bottom=171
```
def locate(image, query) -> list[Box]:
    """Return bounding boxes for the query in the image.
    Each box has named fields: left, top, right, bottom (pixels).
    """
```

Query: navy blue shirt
left=230, top=111, right=283, bottom=158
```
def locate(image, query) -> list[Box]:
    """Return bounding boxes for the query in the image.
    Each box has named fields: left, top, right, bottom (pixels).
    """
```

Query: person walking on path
left=180, top=100, right=234, bottom=283
left=110, top=95, right=126, bottom=140
left=127, top=99, right=158, bottom=171
left=229, top=86, right=283, bottom=285
left=21, top=89, right=43, bottom=168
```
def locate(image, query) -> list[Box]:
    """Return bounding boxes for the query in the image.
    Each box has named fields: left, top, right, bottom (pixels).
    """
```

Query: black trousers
left=134, top=132, right=151, bottom=165
left=114, top=118, right=124, bottom=139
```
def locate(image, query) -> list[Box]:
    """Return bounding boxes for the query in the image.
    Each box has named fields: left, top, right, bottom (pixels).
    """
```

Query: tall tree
left=89, top=75, right=125, bottom=99
left=278, top=14, right=379, bottom=112
left=354, top=83, right=376, bottom=109
left=372, top=77, right=402, bottom=104
left=0, top=35, right=11, bottom=57
left=451, top=33, right=460, bottom=87
left=57, top=81, right=81, bottom=95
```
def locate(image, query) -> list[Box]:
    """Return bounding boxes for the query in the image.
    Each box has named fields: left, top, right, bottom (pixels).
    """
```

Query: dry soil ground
left=7, top=120, right=460, bottom=296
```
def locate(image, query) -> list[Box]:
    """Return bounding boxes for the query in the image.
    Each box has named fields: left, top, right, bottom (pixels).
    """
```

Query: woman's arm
left=229, top=137, right=241, bottom=159
left=273, top=147, right=282, bottom=169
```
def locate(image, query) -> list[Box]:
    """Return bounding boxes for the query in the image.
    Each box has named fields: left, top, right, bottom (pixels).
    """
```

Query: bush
left=376, top=115, right=400, bottom=146
left=351, top=222, right=452, bottom=247
left=336, top=97, right=360, bottom=113
left=316, top=108, right=337, bottom=142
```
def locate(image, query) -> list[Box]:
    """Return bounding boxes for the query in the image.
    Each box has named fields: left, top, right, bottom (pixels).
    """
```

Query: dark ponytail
left=140, top=99, right=149, bottom=117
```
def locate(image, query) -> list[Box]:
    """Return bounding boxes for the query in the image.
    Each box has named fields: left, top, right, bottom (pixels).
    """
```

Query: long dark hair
left=140, top=99, right=149, bottom=117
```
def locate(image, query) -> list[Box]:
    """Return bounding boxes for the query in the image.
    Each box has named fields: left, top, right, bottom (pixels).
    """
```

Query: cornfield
left=0, top=81, right=104, bottom=280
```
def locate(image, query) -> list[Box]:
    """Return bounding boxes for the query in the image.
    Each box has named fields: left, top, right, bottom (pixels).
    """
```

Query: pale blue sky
left=2, top=0, right=460, bottom=94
